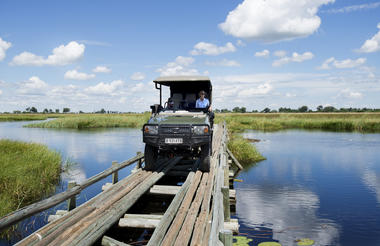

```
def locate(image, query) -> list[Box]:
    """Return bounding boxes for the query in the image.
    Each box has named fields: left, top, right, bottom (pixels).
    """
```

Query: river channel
left=0, top=121, right=380, bottom=245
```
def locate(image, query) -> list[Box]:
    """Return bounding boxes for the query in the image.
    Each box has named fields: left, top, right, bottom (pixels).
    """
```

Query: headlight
left=144, top=125, right=158, bottom=134
left=192, top=125, right=209, bottom=135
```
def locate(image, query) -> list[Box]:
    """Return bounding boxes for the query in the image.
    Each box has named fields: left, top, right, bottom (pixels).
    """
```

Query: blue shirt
left=196, top=98, right=210, bottom=108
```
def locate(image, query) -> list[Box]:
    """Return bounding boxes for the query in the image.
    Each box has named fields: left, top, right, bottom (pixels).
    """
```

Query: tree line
left=214, top=106, right=380, bottom=113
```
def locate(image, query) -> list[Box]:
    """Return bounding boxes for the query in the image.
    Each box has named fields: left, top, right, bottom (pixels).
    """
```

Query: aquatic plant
left=228, top=135, right=265, bottom=166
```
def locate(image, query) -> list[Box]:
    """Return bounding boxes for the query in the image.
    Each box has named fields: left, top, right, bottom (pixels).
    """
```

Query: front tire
left=199, top=144, right=210, bottom=172
left=144, top=144, right=158, bottom=171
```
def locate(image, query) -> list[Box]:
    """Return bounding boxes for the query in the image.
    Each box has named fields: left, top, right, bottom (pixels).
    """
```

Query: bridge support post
left=137, top=152, right=142, bottom=169
left=67, top=181, right=77, bottom=211
left=219, top=229, right=233, bottom=246
left=221, top=186, right=230, bottom=222
left=112, top=161, right=118, bottom=184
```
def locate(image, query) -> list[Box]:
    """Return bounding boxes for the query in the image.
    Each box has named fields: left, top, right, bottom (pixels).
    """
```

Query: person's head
left=199, top=90, right=206, bottom=100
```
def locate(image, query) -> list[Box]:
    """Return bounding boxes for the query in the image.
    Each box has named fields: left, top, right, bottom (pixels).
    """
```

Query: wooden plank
left=149, top=185, right=181, bottom=195
left=124, top=214, right=163, bottom=220
left=69, top=157, right=182, bottom=246
left=147, top=172, right=195, bottom=246
left=1, top=153, right=144, bottom=231
left=224, top=220, right=239, bottom=234
left=219, top=229, right=233, bottom=246
left=119, top=218, right=160, bottom=228
left=174, top=172, right=209, bottom=246
left=229, top=189, right=236, bottom=199
left=160, top=171, right=202, bottom=246
left=102, top=183, right=113, bottom=191
left=101, top=236, right=131, bottom=246
left=226, top=148, right=243, bottom=170
left=222, top=186, right=230, bottom=222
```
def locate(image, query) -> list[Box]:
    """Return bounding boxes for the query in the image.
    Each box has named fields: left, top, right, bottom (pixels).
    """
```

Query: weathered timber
left=219, top=229, right=233, bottom=246
left=147, top=172, right=195, bottom=246
left=102, top=183, right=113, bottom=191
left=124, top=214, right=163, bottom=220
left=226, top=148, right=243, bottom=170
left=221, top=186, right=230, bottom=222
left=229, top=189, right=236, bottom=199
left=160, top=171, right=203, bottom=246
left=149, top=185, right=181, bottom=196
left=0, top=153, right=144, bottom=231
left=112, top=161, right=118, bottom=184
left=69, top=157, right=182, bottom=246
left=118, top=218, right=160, bottom=228
left=101, top=236, right=131, bottom=246
left=224, top=219, right=239, bottom=234
left=67, top=181, right=77, bottom=211
left=174, top=172, right=209, bottom=246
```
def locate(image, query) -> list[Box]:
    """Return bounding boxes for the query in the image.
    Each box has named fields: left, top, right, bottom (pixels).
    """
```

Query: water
left=1, top=122, right=380, bottom=245
left=237, top=130, right=380, bottom=246
left=0, top=121, right=144, bottom=245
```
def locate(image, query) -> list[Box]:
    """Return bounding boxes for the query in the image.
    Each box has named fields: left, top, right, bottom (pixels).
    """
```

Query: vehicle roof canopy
left=153, top=76, right=211, bottom=86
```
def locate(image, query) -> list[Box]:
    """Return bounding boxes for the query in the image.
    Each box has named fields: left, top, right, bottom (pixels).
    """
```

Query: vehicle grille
left=159, top=125, right=191, bottom=134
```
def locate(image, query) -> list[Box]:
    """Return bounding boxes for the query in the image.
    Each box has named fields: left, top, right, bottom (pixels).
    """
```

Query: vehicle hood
left=148, top=114, right=208, bottom=125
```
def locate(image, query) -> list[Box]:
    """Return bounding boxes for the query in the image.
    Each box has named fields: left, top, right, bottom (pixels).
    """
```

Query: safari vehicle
left=142, top=76, right=213, bottom=172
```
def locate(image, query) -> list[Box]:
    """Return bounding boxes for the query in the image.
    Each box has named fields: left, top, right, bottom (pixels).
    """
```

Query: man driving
left=196, top=90, right=211, bottom=111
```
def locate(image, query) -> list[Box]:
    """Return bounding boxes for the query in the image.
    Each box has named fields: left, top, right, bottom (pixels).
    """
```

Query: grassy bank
left=228, top=135, right=265, bottom=167
left=25, top=113, right=150, bottom=129
left=0, top=139, right=61, bottom=220
left=0, top=114, right=50, bottom=122
left=218, top=113, right=380, bottom=133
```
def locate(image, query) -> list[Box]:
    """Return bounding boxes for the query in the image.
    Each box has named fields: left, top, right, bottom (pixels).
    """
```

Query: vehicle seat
left=185, top=93, right=196, bottom=108
left=171, top=93, right=183, bottom=109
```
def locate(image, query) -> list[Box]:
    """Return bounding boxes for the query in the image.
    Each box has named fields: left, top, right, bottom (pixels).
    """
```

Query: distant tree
left=298, top=106, right=308, bottom=112
left=30, top=107, right=38, bottom=113
left=100, top=108, right=106, bottom=114
left=232, top=107, right=240, bottom=113
left=13, top=110, right=21, bottom=114
left=25, top=107, right=31, bottom=113
left=261, top=107, right=270, bottom=113
left=79, top=110, right=84, bottom=114
left=49, top=109, right=53, bottom=113
left=55, top=109, right=60, bottom=113
left=241, top=107, right=246, bottom=113
left=317, top=105, right=323, bottom=112
left=43, top=108, right=49, bottom=114
left=63, top=108, right=70, bottom=113
left=221, top=108, right=230, bottom=113
left=323, top=106, right=336, bottom=112
left=214, top=109, right=221, bottom=113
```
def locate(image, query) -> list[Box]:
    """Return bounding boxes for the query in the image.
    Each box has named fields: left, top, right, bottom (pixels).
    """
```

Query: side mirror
left=150, top=104, right=162, bottom=115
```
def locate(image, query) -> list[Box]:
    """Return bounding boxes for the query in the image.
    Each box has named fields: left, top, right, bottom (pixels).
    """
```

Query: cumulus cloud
left=358, top=23, right=380, bottom=53
left=274, top=50, right=287, bottom=57
left=319, top=57, right=366, bottom=69
left=339, top=89, right=363, bottom=99
left=84, top=80, right=124, bottom=95
left=205, top=59, right=240, bottom=67
left=18, top=76, right=48, bottom=95
left=156, top=56, right=199, bottom=76
left=255, top=49, right=270, bottom=58
left=64, top=70, right=95, bottom=80
left=272, top=52, right=314, bottom=67
left=11, top=41, right=85, bottom=66
left=238, top=83, right=273, bottom=97
left=0, top=37, right=12, bottom=61
left=219, top=0, right=334, bottom=43
left=130, top=72, right=146, bottom=81
left=190, top=42, right=236, bottom=56
left=93, top=66, right=111, bottom=73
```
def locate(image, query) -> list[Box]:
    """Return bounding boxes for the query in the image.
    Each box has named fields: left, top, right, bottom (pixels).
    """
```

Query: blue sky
left=1, top=0, right=380, bottom=112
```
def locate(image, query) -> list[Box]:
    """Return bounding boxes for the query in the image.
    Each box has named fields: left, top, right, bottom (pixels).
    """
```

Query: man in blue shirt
left=196, top=90, right=211, bottom=110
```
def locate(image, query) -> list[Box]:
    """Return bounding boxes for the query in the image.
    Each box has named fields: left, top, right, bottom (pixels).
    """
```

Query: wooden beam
left=226, top=148, right=243, bottom=170
left=119, top=218, right=160, bottom=229
left=101, top=236, right=131, bottom=246
left=149, top=185, right=181, bottom=196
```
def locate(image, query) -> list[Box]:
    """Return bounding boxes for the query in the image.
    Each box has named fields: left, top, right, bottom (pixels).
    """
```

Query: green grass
left=25, top=113, right=150, bottom=129
left=0, top=114, right=50, bottom=122
left=217, top=112, right=380, bottom=133
left=228, top=135, right=265, bottom=167
left=0, top=139, right=61, bottom=220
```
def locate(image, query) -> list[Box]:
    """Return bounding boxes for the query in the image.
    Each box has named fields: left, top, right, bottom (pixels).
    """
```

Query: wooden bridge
left=0, top=123, right=243, bottom=246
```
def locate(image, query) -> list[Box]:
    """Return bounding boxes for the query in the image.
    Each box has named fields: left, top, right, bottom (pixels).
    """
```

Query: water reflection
left=238, top=130, right=380, bottom=245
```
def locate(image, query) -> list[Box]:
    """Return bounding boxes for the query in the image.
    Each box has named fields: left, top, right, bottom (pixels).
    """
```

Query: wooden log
left=0, top=153, right=144, bottom=231
left=149, top=185, right=181, bottom=196
left=226, top=148, right=243, bottom=170
left=101, top=236, right=131, bottom=246
left=160, top=171, right=202, bottom=246
left=124, top=214, right=163, bottom=220
left=174, top=173, right=209, bottom=246
left=102, top=183, right=113, bottom=191
left=47, top=215, right=61, bottom=223
left=219, top=229, right=233, bottom=246
left=136, top=152, right=142, bottom=169
left=229, top=189, right=236, bottom=199
left=16, top=169, right=146, bottom=246
left=224, top=220, right=239, bottom=234
left=147, top=172, right=195, bottom=246
left=112, top=161, right=118, bottom=184
left=119, top=217, right=160, bottom=228
left=67, top=181, right=77, bottom=211
left=68, top=157, right=182, bottom=246
left=221, top=186, right=230, bottom=222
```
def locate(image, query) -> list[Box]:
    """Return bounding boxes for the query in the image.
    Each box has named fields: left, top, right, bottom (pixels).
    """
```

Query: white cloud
left=238, top=83, right=273, bottom=97
left=236, top=40, right=246, bottom=47
left=285, top=92, right=296, bottom=98
left=11, top=41, right=85, bottom=66
left=156, top=56, right=199, bottom=76
left=130, top=72, right=146, bottom=81
left=18, top=76, right=48, bottom=95
left=190, top=42, right=236, bottom=56
left=0, top=89, right=2, bottom=95
left=205, top=59, right=240, bottom=67
left=358, top=23, right=380, bottom=53
left=255, top=49, right=270, bottom=58
left=93, top=66, right=111, bottom=73
left=319, top=57, right=366, bottom=69
left=64, top=70, right=95, bottom=80
left=324, top=2, right=380, bottom=14
left=272, top=52, right=314, bottom=67
left=0, top=37, right=12, bottom=61
left=84, top=80, right=124, bottom=95
left=219, top=0, right=334, bottom=43
left=339, top=89, right=363, bottom=99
